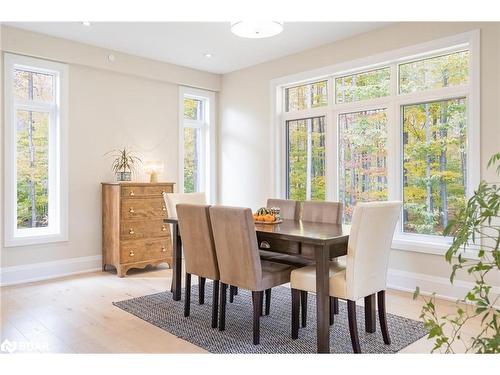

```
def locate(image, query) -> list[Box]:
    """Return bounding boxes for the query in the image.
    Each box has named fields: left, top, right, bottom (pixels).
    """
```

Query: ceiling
left=7, top=22, right=390, bottom=74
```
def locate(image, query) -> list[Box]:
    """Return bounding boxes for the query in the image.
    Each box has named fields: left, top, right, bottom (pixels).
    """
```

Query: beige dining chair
left=289, top=201, right=402, bottom=353
left=299, top=200, right=344, bottom=327
left=176, top=204, right=220, bottom=328
left=163, top=192, right=207, bottom=218
left=163, top=192, right=207, bottom=293
left=209, top=205, right=294, bottom=345
left=266, top=198, right=301, bottom=220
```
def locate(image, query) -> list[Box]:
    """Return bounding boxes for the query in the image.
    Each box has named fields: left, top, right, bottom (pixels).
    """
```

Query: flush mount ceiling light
left=82, top=21, right=91, bottom=26
left=230, top=21, right=283, bottom=39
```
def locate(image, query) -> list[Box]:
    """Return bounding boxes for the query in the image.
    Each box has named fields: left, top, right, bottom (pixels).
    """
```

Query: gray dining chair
left=176, top=204, right=220, bottom=328
left=290, top=201, right=402, bottom=353
left=209, top=205, right=294, bottom=345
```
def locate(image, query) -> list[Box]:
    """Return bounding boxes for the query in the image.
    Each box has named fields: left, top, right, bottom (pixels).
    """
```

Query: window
left=283, top=79, right=328, bottom=201
left=275, top=31, right=479, bottom=252
left=179, top=87, right=215, bottom=201
left=335, top=67, right=390, bottom=104
left=4, top=54, right=68, bottom=247
left=339, top=109, right=388, bottom=223
left=286, top=117, right=326, bottom=201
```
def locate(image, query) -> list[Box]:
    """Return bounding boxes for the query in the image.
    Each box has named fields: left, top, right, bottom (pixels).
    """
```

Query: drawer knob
left=129, top=228, right=135, bottom=235
left=129, top=191, right=135, bottom=196
left=129, top=207, right=135, bottom=213
left=161, top=246, right=167, bottom=252
left=161, top=225, right=167, bottom=232
left=260, top=241, right=271, bottom=249
left=162, top=205, right=166, bottom=211
left=129, top=250, right=135, bottom=257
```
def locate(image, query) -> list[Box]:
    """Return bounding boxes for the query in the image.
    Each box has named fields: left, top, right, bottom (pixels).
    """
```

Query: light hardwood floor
left=0, top=266, right=482, bottom=354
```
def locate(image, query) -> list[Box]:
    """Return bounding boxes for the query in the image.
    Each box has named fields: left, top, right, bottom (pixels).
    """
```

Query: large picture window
left=179, top=87, right=215, bottom=201
left=4, top=54, right=68, bottom=247
left=277, top=31, right=479, bottom=252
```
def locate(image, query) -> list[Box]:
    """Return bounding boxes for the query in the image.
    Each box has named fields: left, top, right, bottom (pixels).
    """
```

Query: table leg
left=315, top=244, right=330, bottom=353
left=171, top=223, right=183, bottom=301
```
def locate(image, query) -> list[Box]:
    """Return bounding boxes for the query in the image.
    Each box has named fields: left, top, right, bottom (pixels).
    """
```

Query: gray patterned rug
left=113, top=284, right=427, bottom=353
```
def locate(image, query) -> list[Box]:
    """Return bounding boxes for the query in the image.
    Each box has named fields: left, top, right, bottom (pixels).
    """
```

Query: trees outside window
left=279, top=35, right=477, bottom=248
left=4, top=54, right=68, bottom=247
left=179, top=87, right=215, bottom=201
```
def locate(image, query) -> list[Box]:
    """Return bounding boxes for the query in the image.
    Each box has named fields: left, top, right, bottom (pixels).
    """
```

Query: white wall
left=219, top=22, right=500, bottom=287
left=0, top=26, right=221, bottom=273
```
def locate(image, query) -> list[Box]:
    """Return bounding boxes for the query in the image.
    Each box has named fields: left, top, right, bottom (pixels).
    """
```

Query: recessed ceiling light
left=82, top=21, right=91, bottom=27
left=204, top=53, right=213, bottom=58
left=231, top=21, right=283, bottom=39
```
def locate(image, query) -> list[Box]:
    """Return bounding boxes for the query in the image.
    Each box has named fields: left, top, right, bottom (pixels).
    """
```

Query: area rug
left=113, top=284, right=427, bottom=353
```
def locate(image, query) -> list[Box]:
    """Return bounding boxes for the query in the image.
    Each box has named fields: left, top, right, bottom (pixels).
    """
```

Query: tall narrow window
left=286, top=117, right=326, bottom=201
left=179, top=87, right=215, bottom=201
left=4, top=54, right=68, bottom=247
left=402, top=98, right=467, bottom=235
left=338, top=109, right=388, bottom=223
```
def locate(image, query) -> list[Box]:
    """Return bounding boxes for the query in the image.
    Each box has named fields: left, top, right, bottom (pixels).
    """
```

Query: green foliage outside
left=339, top=109, right=388, bottom=223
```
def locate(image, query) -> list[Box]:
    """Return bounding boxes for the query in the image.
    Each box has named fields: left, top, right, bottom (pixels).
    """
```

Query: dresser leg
left=117, top=267, right=126, bottom=278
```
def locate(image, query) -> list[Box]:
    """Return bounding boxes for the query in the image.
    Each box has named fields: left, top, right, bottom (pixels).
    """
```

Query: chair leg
left=218, top=283, right=227, bottom=331
left=329, top=297, right=335, bottom=325
left=211, top=280, right=220, bottom=328
left=184, top=273, right=191, bottom=317
left=378, top=290, right=391, bottom=345
left=300, top=291, right=308, bottom=328
left=234, top=287, right=238, bottom=295
left=265, top=288, right=271, bottom=315
left=252, top=291, right=263, bottom=345
left=291, top=288, right=300, bottom=339
left=229, top=285, right=236, bottom=303
left=347, top=300, right=361, bottom=353
left=199, top=276, right=206, bottom=304
left=364, top=294, right=376, bottom=333
left=333, top=297, right=339, bottom=314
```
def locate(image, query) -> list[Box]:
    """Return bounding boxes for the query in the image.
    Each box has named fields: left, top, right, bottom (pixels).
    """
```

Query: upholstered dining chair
left=163, top=192, right=207, bottom=293
left=289, top=201, right=402, bottom=353
left=176, top=204, right=220, bottom=328
left=299, top=200, right=344, bottom=327
left=209, top=206, right=294, bottom=345
left=163, top=191, right=206, bottom=218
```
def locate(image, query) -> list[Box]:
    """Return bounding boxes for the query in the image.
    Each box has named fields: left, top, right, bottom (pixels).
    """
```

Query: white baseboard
left=0, top=255, right=102, bottom=286
left=387, top=268, right=500, bottom=308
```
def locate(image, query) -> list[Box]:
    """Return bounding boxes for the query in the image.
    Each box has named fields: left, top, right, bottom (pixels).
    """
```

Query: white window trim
left=4, top=53, right=69, bottom=247
left=271, top=30, right=480, bottom=258
left=178, top=86, right=216, bottom=203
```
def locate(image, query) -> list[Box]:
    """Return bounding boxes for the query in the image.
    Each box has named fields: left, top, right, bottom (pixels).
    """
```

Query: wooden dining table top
left=165, top=217, right=350, bottom=246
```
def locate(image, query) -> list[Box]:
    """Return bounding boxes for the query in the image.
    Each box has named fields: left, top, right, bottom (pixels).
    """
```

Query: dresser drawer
left=121, top=185, right=173, bottom=198
left=120, top=238, right=172, bottom=264
left=121, top=198, right=167, bottom=220
left=120, top=220, right=170, bottom=240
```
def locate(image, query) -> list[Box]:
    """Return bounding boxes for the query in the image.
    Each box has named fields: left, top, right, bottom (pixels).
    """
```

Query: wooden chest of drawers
left=101, top=182, right=175, bottom=277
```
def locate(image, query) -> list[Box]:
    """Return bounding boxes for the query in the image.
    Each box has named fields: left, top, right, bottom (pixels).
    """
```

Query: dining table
left=163, top=216, right=350, bottom=353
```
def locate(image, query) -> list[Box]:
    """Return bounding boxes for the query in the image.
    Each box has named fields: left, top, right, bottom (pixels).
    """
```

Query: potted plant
left=414, top=153, right=500, bottom=353
left=106, top=148, right=142, bottom=181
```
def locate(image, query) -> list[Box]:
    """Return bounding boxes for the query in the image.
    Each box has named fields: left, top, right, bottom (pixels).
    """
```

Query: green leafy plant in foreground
left=414, top=152, right=500, bottom=353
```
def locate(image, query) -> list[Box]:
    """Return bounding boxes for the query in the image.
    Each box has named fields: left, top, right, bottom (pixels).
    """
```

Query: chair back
left=266, top=198, right=300, bottom=220
left=209, top=206, right=262, bottom=290
left=176, top=204, right=219, bottom=280
left=163, top=192, right=206, bottom=218
left=345, top=201, right=402, bottom=300
left=301, top=201, right=342, bottom=224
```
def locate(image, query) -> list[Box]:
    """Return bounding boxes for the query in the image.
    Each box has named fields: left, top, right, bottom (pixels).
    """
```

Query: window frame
left=4, top=53, right=69, bottom=247
left=272, top=30, right=480, bottom=257
left=178, top=86, right=216, bottom=203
